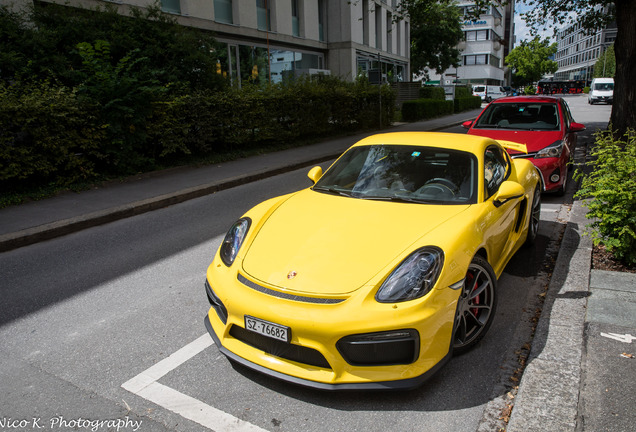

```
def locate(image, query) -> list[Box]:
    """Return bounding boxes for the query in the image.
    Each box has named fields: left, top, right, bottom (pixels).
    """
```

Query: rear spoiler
left=497, top=140, right=528, bottom=154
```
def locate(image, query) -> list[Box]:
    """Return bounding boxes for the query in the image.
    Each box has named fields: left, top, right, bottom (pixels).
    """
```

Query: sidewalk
left=0, top=109, right=481, bottom=252
left=507, top=198, right=636, bottom=431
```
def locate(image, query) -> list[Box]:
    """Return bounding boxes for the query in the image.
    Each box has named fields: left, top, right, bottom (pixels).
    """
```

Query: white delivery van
left=588, top=78, right=614, bottom=104
left=472, top=85, right=507, bottom=102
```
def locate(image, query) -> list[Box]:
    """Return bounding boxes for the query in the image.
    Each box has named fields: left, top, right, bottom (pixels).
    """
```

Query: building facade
left=2, top=0, right=410, bottom=86
left=425, top=1, right=515, bottom=87
left=553, top=18, right=617, bottom=82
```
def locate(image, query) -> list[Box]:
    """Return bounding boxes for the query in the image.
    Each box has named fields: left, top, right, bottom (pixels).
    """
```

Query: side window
left=484, top=147, right=508, bottom=199
left=561, top=100, right=574, bottom=128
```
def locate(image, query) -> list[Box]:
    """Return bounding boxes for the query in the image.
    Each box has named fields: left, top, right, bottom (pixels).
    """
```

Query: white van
left=588, top=78, right=614, bottom=104
left=472, top=85, right=507, bottom=103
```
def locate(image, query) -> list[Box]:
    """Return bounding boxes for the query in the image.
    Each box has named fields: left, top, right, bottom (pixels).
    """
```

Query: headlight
left=219, top=218, right=251, bottom=266
left=535, top=140, right=564, bottom=159
left=375, top=247, right=444, bottom=303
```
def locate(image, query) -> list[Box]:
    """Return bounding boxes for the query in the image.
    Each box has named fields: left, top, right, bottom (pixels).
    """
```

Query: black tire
left=452, top=256, right=497, bottom=355
left=524, top=186, right=541, bottom=246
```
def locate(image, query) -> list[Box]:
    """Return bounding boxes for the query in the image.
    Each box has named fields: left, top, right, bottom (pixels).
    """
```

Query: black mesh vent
left=229, top=325, right=331, bottom=369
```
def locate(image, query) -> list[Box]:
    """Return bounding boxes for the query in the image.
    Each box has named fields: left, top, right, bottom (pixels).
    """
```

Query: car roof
left=351, top=132, right=498, bottom=155
left=491, top=96, right=562, bottom=104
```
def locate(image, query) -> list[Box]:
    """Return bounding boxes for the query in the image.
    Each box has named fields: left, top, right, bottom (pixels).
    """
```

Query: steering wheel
left=423, top=178, right=457, bottom=194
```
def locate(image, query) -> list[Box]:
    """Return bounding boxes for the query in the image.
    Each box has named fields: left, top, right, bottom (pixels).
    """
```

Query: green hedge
left=1, top=79, right=395, bottom=191
left=454, top=95, right=482, bottom=112
left=0, top=83, right=105, bottom=189
left=402, top=98, right=454, bottom=122
left=419, top=86, right=446, bottom=100
left=454, top=86, right=473, bottom=99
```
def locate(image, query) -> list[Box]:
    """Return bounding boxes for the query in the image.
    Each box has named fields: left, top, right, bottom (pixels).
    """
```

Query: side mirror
left=493, top=181, right=525, bottom=208
left=462, top=120, right=473, bottom=129
left=569, top=122, right=586, bottom=133
left=307, top=166, right=323, bottom=184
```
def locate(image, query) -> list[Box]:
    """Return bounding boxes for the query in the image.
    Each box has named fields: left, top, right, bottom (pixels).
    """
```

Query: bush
left=575, top=128, right=636, bottom=266
left=419, top=86, right=446, bottom=100
left=454, top=86, right=473, bottom=99
left=402, top=98, right=454, bottom=121
left=524, top=86, right=536, bottom=95
left=454, top=95, right=482, bottom=112
left=583, top=86, right=590, bottom=94
left=0, top=82, right=105, bottom=189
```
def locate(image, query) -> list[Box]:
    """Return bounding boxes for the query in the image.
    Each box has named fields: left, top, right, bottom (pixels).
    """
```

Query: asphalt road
left=0, top=95, right=608, bottom=432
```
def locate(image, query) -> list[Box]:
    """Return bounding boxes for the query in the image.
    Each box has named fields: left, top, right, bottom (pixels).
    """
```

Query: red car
left=462, top=96, right=585, bottom=195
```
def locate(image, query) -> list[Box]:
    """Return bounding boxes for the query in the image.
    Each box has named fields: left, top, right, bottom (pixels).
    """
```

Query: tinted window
left=473, top=102, right=560, bottom=131
left=484, top=147, right=508, bottom=198
left=314, top=145, right=477, bottom=204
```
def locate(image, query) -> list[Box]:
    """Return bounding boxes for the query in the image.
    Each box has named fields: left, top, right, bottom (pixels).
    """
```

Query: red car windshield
left=473, top=102, right=560, bottom=131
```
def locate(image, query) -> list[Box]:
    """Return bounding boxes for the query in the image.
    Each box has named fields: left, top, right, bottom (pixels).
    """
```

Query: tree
left=473, top=0, right=635, bottom=135
left=505, top=37, right=558, bottom=86
left=395, top=0, right=464, bottom=77
left=593, top=44, right=616, bottom=78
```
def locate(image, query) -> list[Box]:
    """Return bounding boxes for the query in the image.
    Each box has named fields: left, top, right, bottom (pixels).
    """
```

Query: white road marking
left=122, top=334, right=267, bottom=432
left=601, top=332, right=636, bottom=343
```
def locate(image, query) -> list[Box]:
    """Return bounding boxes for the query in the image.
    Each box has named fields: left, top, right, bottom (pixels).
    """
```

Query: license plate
left=245, top=316, right=290, bottom=342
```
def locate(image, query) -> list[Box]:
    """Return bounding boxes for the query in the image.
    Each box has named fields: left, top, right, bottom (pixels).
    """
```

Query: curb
left=506, top=199, right=593, bottom=431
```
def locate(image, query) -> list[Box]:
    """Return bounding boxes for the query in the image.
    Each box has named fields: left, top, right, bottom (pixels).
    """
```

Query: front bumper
left=204, top=267, right=458, bottom=390
left=204, top=315, right=451, bottom=390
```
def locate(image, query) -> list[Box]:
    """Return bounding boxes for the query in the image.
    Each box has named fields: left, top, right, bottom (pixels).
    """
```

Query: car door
left=480, top=146, right=521, bottom=275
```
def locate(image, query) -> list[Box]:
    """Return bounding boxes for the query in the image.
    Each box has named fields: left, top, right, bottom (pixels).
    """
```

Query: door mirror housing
left=493, top=181, right=525, bottom=207
left=307, top=166, right=323, bottom=184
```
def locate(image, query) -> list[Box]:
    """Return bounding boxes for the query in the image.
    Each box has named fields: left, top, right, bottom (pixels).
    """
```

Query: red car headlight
left=535, top=140, right=564, bottom=159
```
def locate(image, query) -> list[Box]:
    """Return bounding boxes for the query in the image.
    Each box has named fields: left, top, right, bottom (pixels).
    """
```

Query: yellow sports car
left=204, top=132, right=541, bottom=390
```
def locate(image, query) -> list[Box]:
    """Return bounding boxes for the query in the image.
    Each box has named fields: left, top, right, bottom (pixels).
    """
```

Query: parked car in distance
left=204, top=132, right=541, bottom=390
left=472, top=85, right=507, bottom=102
left=588, top=77, right=614, bottom=104
left=462, top=96, right=586, bottom=195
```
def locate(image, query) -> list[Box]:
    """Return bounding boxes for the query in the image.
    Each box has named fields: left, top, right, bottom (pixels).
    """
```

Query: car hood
left=469, top=130, right=563, bottom=154
left=242, top=189, right=469, bottom=295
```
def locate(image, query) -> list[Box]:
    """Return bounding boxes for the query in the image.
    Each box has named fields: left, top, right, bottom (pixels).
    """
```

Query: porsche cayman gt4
left=204, top=132, right=541, bottom=390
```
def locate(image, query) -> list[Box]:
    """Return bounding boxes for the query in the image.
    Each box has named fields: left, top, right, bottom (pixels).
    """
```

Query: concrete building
left=554, top=17, right=617, bottom=83
left=1, top=0, right=410, bottom=86
left=425, top=1, right=515, bottom=87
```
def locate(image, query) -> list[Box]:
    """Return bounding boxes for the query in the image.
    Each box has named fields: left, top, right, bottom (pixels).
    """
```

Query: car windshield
left=313, top=145, right=477, bottom=204
left=594, top=83, right=614, bottom=91
left=473, top=102, right=560, bottom=131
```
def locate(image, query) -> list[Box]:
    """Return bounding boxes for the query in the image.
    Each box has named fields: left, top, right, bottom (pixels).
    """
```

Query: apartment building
left=554, top=18, right=617, bottom=82
left=425, top=1, right=515, bottom=87
left=2, top=0, right=410, bottom=86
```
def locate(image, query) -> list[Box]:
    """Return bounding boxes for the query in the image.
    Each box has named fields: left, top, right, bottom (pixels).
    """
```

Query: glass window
left=314, top=145, right=477, bottom=204
left=292, top=0, right=300, bottom=36
left=318, top=0, right=325, bottom=41
left=484, top=147, right=508, bottom=198
left=161, top=0, right=180, bottom=14
left=476, top=30, right=488, bottom=41
left=257, top=0, right=270, bottom=31
left=214, top=0, right=233, bottom=23
left=473, top=102, right=561, bottom=131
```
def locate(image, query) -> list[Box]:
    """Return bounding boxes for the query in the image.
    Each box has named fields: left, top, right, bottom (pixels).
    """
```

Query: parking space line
left=122, top=334, right=267, bottom=432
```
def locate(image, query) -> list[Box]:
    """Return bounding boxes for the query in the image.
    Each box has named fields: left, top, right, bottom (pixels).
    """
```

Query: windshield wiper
left=313, top=186, right=352, bottom=197
left=360, top=195, right=431, bottom=204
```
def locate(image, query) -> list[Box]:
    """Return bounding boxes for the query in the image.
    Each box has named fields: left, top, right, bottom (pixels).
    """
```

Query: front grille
left=238, top=274, right=345, bottom=304
left=229, top=325, right=331, bottom=369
